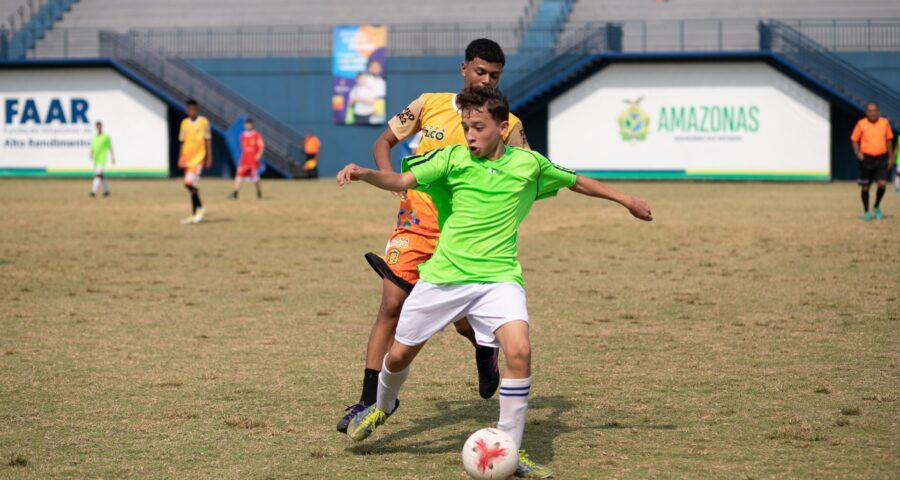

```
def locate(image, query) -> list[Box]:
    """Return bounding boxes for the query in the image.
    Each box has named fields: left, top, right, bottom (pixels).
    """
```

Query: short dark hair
left=95, top=121, right=102, bottom=126
left=457, top=86, right=509, bottom=124
left=465, top=38, right=505, bottom=66
left=186, top=99, right=198, bottom=107
left=245, top=117, right=254, bottom=123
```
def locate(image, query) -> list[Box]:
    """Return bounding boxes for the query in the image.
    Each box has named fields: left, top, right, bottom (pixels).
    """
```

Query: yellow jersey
left=179, top=116, right=211, bottom=168
left=387, top=92, right=529, bottom=236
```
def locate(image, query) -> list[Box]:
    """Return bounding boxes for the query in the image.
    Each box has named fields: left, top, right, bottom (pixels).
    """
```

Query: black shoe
left=228, top=191, right=238, bottom=199
left=336, top=402, right=368, bottom=433
left=89, top=192, right=96, bottom=198
left=256, top=190, right=262, bottom=199
left=102, top=191, right=110, bottom=197
left=476, top=347, right=500, bottom=399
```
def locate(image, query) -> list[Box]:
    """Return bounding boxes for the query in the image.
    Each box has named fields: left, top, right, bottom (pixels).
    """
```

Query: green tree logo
left=618, top=97, right=650, bottom=142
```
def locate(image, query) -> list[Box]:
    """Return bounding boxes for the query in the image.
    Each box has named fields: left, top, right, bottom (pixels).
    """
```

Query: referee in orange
left=851, top=102, right=894, bottom=220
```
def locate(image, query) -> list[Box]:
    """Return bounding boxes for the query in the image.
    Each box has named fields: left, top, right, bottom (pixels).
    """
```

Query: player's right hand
left=627, top=196, right=653, bottom=221
left=392, top=190, right=408, bottom=200
left=856, top=152, right=864, bottom=161
left=336, top=163, right=366, bottom=186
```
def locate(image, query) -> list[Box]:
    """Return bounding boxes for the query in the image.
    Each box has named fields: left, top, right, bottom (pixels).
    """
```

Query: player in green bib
left=337, top=87, right=652, bottom=478
left=89, top=121, right=115, bottom=197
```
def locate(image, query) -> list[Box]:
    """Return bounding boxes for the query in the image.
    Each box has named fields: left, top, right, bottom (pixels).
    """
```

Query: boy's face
left=461, top=106, right=508, bottom=158
left=95, top=123, right=102, bottom=133
left=461, top=57, right=503, bottom=90
left=244, top=121, right=253, bottom=131
left=187, top=104, right=198, bottom=119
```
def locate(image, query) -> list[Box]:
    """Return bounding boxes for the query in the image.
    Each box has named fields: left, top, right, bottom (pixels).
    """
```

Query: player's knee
left=378, top=294, right=404, bottom=320
left=504, top=341, right=531, bottom=370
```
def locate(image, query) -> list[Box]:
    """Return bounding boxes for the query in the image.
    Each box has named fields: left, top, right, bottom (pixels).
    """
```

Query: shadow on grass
left=347, top=395, right=576, bottom=462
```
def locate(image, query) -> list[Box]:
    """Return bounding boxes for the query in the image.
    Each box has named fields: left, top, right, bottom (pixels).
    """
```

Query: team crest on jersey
left=422, top=124, right=445, bottom=141
left=387, top=248, right=401, bottom=265
left=390, top=237, right=410, bottom=250
left=618, top=97, right=650, bottom=142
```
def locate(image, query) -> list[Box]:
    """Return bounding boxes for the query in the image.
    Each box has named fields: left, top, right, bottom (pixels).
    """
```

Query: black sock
left=193, top=190, right=203, bottom=211
left=861, top=189, right=870, bottom=213
left=360, top=368, right=380, bottom=406
left=874, top=186, right=886, bottom=208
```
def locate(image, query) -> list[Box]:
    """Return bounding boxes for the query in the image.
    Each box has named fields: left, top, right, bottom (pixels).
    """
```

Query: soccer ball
left=461, top=428, right=518, bottom=479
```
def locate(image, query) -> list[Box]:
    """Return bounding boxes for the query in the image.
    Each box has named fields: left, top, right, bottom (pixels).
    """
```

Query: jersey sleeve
left=850, top=122, right=862, bottom=141
left=203, top=118, right=212, bottom=140
left=504, top=119, right=531, bottom=150
left=388, top=94, right=426, bottom=142
left=405, top=145, right=454, bottom=187
left=533, top=152, right=577, bottom=200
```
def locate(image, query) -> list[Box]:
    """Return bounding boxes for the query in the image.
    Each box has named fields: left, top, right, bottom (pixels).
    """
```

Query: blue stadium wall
left=189, top=53, right=900, bottom=180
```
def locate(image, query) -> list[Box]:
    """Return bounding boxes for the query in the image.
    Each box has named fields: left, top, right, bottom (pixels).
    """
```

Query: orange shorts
left=383, top=230, right=438, bottom=285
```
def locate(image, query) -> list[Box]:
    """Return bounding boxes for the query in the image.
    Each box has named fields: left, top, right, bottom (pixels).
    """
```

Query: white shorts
left=184, top=164, right=203, bottom=187
left=93, top=166, right=105, bottom=176
left=395, top=280, right=529, bottom=348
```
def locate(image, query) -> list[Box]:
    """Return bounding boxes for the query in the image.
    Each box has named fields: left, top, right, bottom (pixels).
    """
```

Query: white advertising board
left=548, top=62, right=831, bottom=180
left=1, top=67, right=169, bottom=177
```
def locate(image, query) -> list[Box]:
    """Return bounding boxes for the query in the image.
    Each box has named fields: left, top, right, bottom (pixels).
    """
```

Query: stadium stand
left=32, top=0, right=532, bottom=58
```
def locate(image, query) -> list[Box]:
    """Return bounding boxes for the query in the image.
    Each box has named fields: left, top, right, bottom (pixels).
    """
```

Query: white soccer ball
left=461, top=428, right=518, bottom=480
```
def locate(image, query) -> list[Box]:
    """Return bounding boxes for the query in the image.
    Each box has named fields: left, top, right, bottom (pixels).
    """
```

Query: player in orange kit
left=337, top=39, right=530, bottom=433
left=229, top=118, right=265, bottom=200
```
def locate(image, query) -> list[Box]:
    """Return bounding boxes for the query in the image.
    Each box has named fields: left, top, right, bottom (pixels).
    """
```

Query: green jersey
left=405, top=144, right=576, bottom=287
left=91, top=133, right=111, bottom=168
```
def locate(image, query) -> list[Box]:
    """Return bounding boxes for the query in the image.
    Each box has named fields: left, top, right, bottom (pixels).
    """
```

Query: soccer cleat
left=180, top=216, right=194, bottom=225
left=256, top=189, right=262, bottom=199
left=476, top=347, right=500, bottom=399
left=347, top=399, right=399, bottom=441
left=89, top=192, right=96, bottom=198
left=515, top=450, right=553, bottom=478
left=228, top=191, right=238, bottom=199
left=102, top=191, right=110, bottom=198
left=192, top=207, right=206, bottom=224
left=862, top=211, right=871, bottom=221
left=336, top=402, right=367, bottom=434
left=874, top=207, right=883, bottom=220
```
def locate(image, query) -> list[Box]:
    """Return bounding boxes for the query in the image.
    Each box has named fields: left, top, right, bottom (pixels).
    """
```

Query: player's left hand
left=336, top=163, right=367, bottom=186
left=627, top=196, right=653, bottom=221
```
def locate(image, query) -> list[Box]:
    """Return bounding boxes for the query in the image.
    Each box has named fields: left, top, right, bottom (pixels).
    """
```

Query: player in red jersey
left=229, top=118, right=265, bottom=199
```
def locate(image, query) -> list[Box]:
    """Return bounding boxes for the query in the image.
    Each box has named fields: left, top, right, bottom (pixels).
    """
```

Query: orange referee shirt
left=851, top=117, right=893, bottom=156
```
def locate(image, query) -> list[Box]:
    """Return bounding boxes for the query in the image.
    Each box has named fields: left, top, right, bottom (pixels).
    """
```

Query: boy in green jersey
left=337, top=87, right=652, bottom=478
left=89, top=121, right=115, bottom=197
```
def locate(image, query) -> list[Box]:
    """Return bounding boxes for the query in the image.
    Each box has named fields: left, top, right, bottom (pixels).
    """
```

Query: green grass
left=1, top=178, right=898, bottom=479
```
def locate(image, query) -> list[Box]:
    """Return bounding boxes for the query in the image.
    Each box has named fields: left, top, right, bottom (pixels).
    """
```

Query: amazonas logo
left=618, top=97, right=650, bottom=142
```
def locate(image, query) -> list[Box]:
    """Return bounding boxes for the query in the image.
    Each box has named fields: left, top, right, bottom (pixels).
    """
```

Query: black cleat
left=336, top=402, right=368, bottom=433
left=89, top=192, right=96, bottom=198
left=227, top=191, right=238, bottom=199
left=102, top=191, right=110, bottom=197
left=476, top=346, right=500, bottom=399
left=256, top=189, right=262, bottom=199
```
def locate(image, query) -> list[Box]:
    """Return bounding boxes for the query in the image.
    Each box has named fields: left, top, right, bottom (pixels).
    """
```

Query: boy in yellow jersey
left=178, top=99, right=213, bottom=224
left=337, top=39, right=529, bottom=433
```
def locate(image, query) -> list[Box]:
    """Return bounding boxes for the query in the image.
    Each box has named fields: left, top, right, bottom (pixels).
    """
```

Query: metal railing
left=25, top=17, right=900, bottom=60
left=98, top=31, right=305, bottom=176
left=505, top=24, right=612, bottom=109
left=760, top=20, right=900, bottom=124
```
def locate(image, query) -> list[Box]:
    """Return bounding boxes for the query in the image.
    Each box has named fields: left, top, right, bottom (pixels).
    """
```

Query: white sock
left=376, top=354, right=408, bottom=414
left=91, top=177, right=101, bottom=194
left=497, top=376, right=531, bottom=449
left=101, top=178, right=110, bottom=193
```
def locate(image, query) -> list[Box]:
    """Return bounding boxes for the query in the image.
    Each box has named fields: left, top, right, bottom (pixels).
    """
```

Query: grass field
left=1, top=178, right=898, bottom=479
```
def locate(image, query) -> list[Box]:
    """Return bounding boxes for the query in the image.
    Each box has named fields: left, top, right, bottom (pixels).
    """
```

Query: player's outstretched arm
left=568, top=175, right=653, bottom=221
left=336, top=163, right=418, bottom=192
